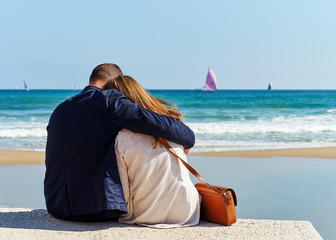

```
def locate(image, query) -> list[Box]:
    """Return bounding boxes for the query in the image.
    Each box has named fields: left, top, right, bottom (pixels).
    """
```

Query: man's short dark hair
left=89, top=63, right=123, bottom=83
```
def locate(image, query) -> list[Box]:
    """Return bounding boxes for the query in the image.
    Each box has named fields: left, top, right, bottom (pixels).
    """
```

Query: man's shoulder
left=102, top=88, right=125, bottom=100
left=51, top=86, right=101, bottom=114
left=53, top=86, right=126, bottom=112
left=65, top=85, right=108, bottom=104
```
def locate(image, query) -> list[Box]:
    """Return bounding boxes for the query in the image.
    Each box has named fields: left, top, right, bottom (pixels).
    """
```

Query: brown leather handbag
left=158, top=138, right=237, bottom=226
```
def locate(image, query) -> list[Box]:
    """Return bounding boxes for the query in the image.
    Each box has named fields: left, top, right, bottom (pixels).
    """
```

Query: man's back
left=44, top=85, right=195, bottom=220
left=45, top=85, right=127, bottom=218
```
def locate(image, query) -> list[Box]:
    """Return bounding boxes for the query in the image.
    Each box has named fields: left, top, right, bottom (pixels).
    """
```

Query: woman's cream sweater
left=115, top=129, right=201, bottom=228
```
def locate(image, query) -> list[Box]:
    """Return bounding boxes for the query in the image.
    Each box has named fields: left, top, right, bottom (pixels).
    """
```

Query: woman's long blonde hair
left=103, top=75, right=182, bottom=121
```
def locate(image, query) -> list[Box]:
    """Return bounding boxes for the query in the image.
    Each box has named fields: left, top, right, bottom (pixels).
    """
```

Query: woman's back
left=115, top=129, right=200, bottom=228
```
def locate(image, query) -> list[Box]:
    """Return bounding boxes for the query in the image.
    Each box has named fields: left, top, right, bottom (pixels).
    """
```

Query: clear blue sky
left=1, top=0, right=336, bottom=89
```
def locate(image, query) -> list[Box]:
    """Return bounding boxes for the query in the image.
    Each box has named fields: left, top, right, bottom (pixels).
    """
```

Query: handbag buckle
left=223, top=192, right=232, bottom=205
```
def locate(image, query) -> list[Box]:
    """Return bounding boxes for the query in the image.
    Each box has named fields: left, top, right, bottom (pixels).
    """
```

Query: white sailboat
left=24, top=81, right=29, bottom=91
left=202, top=68, right=217, bottom=92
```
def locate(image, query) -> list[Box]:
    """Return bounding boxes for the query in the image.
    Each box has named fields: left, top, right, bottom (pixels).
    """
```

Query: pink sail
left=203, top=69, right=217, bottom=91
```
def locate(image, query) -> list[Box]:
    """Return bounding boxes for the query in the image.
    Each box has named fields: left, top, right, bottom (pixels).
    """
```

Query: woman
left=103, top=75, right=200, bottom=228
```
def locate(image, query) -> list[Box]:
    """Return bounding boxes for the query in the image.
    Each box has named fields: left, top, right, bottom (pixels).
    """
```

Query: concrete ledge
left=0, top=208, right=322, bottom=240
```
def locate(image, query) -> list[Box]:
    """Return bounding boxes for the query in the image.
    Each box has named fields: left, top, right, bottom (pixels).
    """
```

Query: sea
left=1, top=89, right=336, bottom=152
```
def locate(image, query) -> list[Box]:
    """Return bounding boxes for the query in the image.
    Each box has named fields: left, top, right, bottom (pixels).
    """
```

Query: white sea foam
left=0, top=128, right=47, bottom=138
left=187, top=114, right=336, bottom=135
left=186, top=114, right=336, bottom=151
left=327, top=109, right=336, bottom=114
left=0, top=119, right=47, bottom=138
left=1, top=110, right=336, bottom=151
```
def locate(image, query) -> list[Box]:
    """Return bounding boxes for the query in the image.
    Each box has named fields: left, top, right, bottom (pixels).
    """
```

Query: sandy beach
left=1, top=147, right=336, bottom=165
left=0, top=150, right=45, bottom=165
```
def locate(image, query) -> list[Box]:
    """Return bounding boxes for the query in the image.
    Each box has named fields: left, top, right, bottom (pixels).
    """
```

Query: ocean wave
left=0, top=128, right=47, bottom=138
left=326, top=109, right=336, bottom=114
left=187, top=115, right=336, bottom=135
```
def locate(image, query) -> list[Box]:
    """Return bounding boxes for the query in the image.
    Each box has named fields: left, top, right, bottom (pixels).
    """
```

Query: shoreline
left=190, top=146, right=336, bottom=159
left=1, top=146, right=336, bottom=165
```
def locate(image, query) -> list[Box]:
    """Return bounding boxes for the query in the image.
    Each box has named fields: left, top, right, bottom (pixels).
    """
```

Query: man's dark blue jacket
left=44, top=85, right=195, bottom=219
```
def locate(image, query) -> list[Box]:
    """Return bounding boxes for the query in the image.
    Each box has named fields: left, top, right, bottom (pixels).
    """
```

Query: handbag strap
left=158, top=137, right=238, bottom=206
left=157, top=137, right=207, bottom=184
left=158, top=137, right=237, bottom=206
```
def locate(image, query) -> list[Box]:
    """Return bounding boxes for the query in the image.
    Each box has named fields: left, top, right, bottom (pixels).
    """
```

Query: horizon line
left=1, top=88, right=336, bottom=91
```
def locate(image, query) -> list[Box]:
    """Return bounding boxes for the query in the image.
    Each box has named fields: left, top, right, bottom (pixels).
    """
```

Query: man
left=44, top=63, right=195, bottom=221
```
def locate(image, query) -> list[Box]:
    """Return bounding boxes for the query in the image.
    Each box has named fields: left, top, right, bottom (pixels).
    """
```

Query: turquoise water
left=0, top=90, right=78, bottom=150
left=1, top=89, right=336, bottom=151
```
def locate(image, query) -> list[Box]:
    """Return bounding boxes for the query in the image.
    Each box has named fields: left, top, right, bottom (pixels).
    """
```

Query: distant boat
left=73, top=84, right=76, bottom=90
left=24, top=81, right=29, bottom=91
left=202, top=68, right=217, bottom=92
left=267, top=83, right=272, bottom=91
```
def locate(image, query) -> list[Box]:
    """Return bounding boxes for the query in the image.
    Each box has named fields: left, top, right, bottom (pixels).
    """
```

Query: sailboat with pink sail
left=202, top=68, right=217, bottom=92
